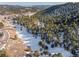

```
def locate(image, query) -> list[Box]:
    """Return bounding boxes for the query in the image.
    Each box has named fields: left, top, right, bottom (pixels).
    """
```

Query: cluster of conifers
left=13, top=14, right=79, bottom=57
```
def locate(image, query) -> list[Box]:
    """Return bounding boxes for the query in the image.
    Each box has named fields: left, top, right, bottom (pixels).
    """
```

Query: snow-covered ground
left=15, top=24, right=41, bottom=51
left=12, top=22, right=73, bottom=57
left=15, top=24, right=73, bottom=57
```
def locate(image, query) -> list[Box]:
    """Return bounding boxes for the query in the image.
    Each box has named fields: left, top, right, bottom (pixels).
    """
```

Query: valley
left=0, top=2, right=79, bottom=57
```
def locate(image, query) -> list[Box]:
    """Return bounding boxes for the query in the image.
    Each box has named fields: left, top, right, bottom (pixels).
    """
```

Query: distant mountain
left=30, top=5, right=52, bottom=10
left=0, top=5, right=40, bottom=14
left=0, top=5, right=25, bottom=8
left=0, top=5, right=52, bottom=14
left=34, top=2, right=79, bottom=17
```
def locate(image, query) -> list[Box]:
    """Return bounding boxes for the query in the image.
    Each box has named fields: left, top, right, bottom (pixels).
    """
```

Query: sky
left=0, top=2, right=66, bottom=6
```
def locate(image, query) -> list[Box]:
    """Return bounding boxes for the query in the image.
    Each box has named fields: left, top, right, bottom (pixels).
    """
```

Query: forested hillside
left=34, top=2, right=79, bottom=17
left=14, top=2, right=79, bottom=57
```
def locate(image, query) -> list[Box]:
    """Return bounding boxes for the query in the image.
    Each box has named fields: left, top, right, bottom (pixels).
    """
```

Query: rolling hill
left=34, top=2, right=79, bottom=17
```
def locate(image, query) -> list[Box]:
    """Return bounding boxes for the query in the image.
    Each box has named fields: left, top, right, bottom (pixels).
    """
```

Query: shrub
left=38, top=41, right=42, bottom=46
left=0, top=32, right=3, bottom=37
left=0, top=22, right=4, bottom=29
left=44, top=45, right=48, bottom=50
left=0, top=49, right=7, bottom=57
left=33, top=50, right=40, bottom=57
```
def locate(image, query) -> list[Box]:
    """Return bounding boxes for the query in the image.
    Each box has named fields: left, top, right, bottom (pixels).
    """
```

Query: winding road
left=0, top=29, right=9, bottom=50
